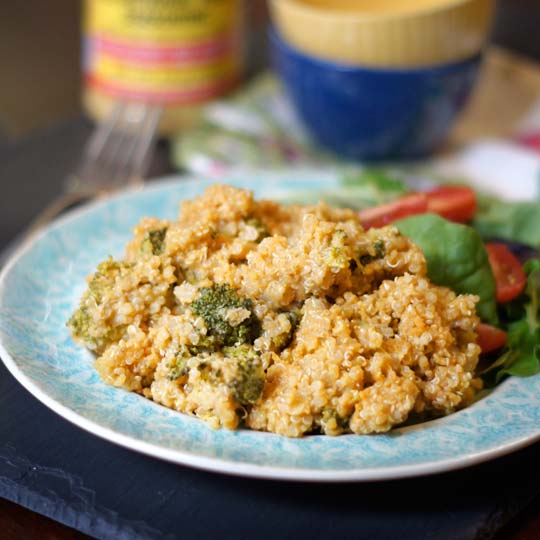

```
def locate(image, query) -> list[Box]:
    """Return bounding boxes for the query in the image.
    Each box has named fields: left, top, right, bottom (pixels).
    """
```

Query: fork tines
left=70, top=102, right=162, bottom=196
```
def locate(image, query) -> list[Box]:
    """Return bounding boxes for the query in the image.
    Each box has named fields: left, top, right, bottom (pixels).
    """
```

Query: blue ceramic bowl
left=269, top=28, right=482, bottom=161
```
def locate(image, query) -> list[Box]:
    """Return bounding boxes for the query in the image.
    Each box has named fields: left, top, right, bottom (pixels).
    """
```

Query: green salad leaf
left=473, top=196, right=540, bottom=248
left=395, top=213, right=498, bottom=324
left=283, top=169, right=408, bottom=210
left=524, top=259, right=540, bottom=333
left=483, top=260, right=540, bottom=384
left=342, top=169, right=409, bottom=194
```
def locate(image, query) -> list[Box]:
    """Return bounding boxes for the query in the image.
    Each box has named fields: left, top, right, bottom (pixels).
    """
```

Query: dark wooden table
left=2, top=116, right=540, bottom=540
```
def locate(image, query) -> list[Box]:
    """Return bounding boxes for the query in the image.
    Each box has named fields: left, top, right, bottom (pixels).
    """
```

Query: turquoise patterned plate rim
left=2, top=173, right=540, bottom=482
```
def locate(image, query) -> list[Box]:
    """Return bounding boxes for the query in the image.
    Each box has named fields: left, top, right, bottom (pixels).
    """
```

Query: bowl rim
left=272, top=0, right=489, bottom=23
left=269, top=27, right=483, bottom=74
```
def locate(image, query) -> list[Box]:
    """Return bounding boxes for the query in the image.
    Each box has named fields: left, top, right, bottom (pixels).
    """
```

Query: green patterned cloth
left=170, top=73, right=342, bottom=175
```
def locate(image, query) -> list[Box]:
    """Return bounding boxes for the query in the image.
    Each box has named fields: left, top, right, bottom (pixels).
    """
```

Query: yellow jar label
left=83, top=0, right=243, bottom=105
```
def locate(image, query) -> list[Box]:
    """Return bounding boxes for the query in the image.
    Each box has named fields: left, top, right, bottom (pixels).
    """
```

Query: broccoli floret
left=374, top=239, right=386, bottom=258
left=271, top=309, right=301, bottom=352
left=223, top=345, right=265, bottom=405
left=167, top=342, right=223, bottom=382
left=88, top=258, right=127, bottom=301
left=326, top=229, right=351, bottom=269
left=168, top=342, right=265, bottom=405
left=359, top=239, right=386, bottom=266
left=67, top=257, right=129, bottom=352
left=196, top=361, right=223, bottom=385
left=168, top=353, right=190, bottom=381
left=321, top=408, right=349, bottom=433
left=141, top=227, right=167, bottom=256
left=68, top=306, right=92, bottom=342
left=67, top=306, right=125, bottom=353
left=189, top=334, right=219, bottom=355
left=191, top=284, right=261, bottom=347
left=245, top=218, right=269, bottom=243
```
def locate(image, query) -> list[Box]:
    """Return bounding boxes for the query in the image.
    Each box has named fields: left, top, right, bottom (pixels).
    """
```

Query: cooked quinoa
left=68, top=184, right=482, bottom=437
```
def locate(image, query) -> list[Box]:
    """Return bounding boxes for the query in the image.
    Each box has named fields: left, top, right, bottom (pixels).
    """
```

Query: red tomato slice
left=486, top=243, right=527, bottom=303
left=359, top=193, right=428, bottom=229
left=476, top=323, right=507, bottom=354
left=425, top=186, right=477, bottom=223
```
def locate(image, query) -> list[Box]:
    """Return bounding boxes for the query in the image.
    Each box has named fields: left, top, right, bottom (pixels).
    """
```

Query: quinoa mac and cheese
left=68, top=184, right=482, bottom=437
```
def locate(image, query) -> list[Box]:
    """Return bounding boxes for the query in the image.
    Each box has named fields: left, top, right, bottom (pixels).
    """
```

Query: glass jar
left=82, top=0, right=245, bottom=134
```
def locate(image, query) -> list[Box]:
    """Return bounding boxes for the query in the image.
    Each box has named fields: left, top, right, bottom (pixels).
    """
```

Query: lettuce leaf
left=395, top=213, right=498, bottom=324
left=473, top=196, right=540, bottom=248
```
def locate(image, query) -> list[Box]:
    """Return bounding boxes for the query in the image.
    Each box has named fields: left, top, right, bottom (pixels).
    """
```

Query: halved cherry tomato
left=486, top=243, right=527, bottom=303
left=425, top=186, right=477, bottom=223
left=359, top=193, right=428, bottom=229
left=358, top=185, right=477, bottom=229
left=476, top=323, right=507, bottom=354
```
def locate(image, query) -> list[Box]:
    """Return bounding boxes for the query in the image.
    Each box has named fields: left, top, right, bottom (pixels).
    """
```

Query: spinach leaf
left=395, top=213, right=498, bottom=324
left=473, top=196, right=540, bottom=248
left=482, top=260, right=540, bottom=384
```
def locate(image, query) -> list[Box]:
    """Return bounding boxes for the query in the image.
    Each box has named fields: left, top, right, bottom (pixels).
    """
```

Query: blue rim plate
left=2, top=173, right=540, bottom=482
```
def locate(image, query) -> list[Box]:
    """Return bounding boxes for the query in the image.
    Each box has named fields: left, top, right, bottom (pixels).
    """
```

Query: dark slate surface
left=1, top=116, right=540, bottom=540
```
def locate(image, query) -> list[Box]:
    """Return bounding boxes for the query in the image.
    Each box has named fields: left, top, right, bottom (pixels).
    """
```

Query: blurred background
left=1, top=0, right=539, bottom=143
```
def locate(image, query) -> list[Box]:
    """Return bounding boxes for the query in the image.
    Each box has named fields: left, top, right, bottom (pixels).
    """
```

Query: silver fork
left=1, top=102, right=162, bottom=266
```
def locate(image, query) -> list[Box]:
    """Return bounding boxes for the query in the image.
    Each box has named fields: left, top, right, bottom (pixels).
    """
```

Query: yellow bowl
left=269, top=0, right=495, bottom=67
